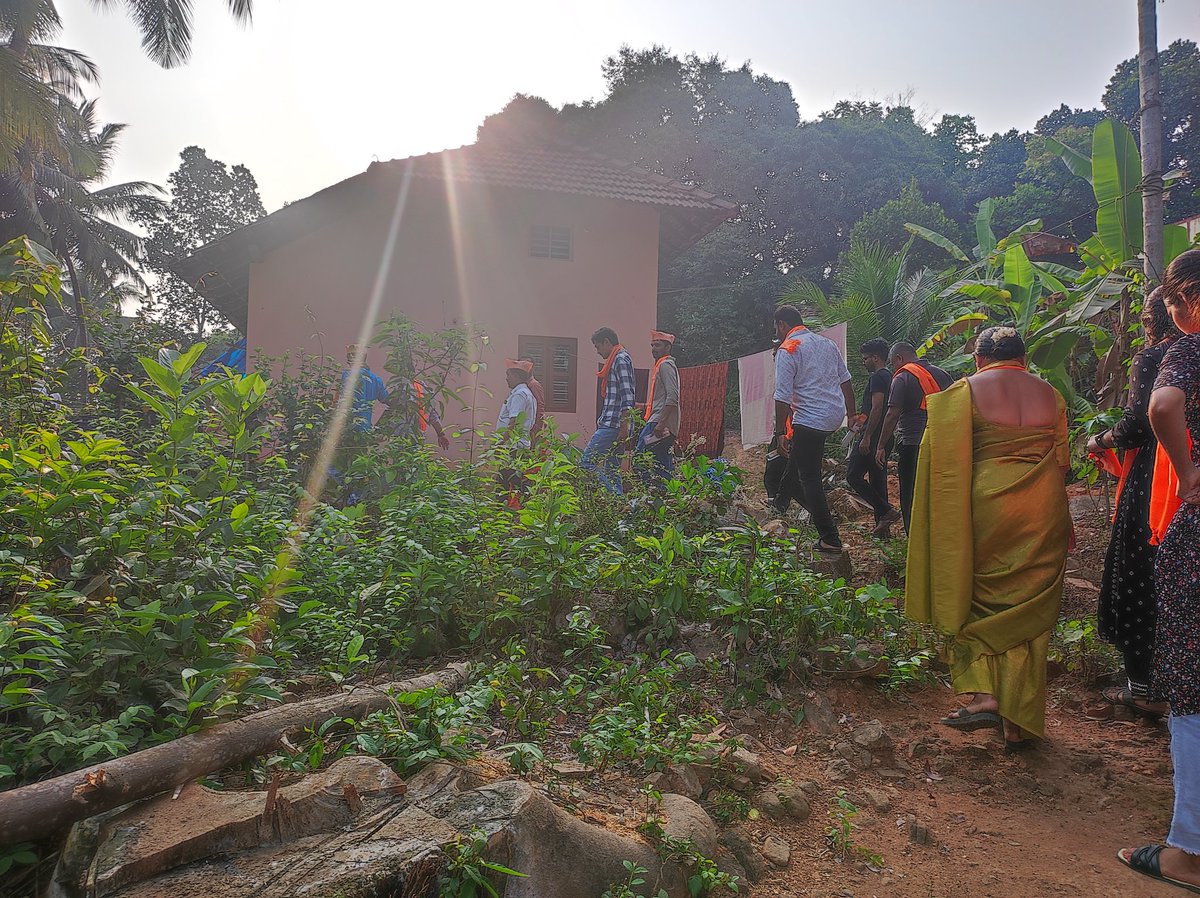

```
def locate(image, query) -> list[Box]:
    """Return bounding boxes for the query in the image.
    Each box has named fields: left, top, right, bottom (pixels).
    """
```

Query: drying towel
left=678, top=362, right=729, bottom=457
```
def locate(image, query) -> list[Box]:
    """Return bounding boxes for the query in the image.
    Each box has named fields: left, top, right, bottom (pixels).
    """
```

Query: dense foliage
left=0, top=236, right=923, bottom=806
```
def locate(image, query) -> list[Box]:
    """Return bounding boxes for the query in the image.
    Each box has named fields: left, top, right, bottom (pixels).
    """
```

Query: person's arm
left=773, top=350, right=795, bottom=456
left=1150, top=385, right=1200, bottom=503
left=654, top=361, right=681, bottom=437
left=840, top=379, right=855, bottom=427
left=615, top=355, right=636, bottom=440
left=875, top=376, right=906, bottom=465
left=859, top=390, right=886, bottom=455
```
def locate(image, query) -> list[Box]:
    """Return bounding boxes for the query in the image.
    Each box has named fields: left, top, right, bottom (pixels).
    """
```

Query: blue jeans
left=582, top=425, right=623, bottom=494
left=1169, top=714, right=1200, bottom=853
left=635, top=420, right=676, bottom=484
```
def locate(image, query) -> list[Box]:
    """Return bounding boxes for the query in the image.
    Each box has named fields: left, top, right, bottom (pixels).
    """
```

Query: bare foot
left=960, top=693, right=999, bottom=715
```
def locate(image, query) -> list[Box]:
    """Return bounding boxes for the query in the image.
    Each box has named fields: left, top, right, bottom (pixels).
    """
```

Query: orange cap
left=505, top=358, right=534, bottom=373
left=651, top=330, right=676, bottom=344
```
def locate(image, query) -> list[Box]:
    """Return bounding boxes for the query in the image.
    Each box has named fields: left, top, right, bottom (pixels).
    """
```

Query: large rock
left=802, top=693, right=839, bottom=735
left=55, top=756, right=405, bottom=897
left=78, top=765, right=711, bottom=898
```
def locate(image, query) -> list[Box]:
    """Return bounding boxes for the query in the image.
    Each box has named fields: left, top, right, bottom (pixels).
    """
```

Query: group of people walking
left=766, top=305, right=952, bottom=551
left=770, top=251, right=1200, bottom=893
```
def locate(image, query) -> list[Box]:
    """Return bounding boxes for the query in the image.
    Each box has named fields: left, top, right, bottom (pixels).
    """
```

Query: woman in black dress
left=1091, top=288, right=1179, bottom=716
left=1119, top=249, right=1200, bottom=893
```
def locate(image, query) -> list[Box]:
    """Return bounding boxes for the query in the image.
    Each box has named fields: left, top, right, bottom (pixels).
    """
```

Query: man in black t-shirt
left=876, top=342, right=955, bottom=532
left=847, top=338, right=899, bottom=536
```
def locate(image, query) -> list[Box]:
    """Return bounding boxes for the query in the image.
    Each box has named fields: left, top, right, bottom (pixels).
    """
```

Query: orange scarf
left=779, top=325, right=808, bottom=354
left=1149, top=434, right=1193, bottom=545
left=597, top=344, right=624, bottom=397
left=1090, top=447, right=1138, bottom=523
left=644, top=355, right=670, bottom=422
left=412, top=380, right=427, bottom=432
left=898, top=362, right=944, bottom=409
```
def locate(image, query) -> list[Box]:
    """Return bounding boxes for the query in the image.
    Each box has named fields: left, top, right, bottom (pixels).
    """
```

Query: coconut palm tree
left=2, top=0, right=253, bottom=170
left=785, top=240, right=957, bottom=354
left=0, top=99, right=164, bottom=346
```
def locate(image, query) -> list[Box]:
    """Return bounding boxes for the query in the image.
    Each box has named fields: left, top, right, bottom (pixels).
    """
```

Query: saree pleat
left=905, top=380, right=1069, bottom=737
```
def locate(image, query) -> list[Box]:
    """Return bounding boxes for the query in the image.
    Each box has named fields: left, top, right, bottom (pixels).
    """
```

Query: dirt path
left=711, top=435, right=1179, bottom=897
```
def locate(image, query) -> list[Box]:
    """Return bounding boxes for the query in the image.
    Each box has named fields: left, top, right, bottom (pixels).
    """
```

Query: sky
left=61, top=0, right=1200, bottom=213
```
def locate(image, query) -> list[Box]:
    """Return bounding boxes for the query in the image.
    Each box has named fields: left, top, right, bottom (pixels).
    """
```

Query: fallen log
left=0, top=663, right=469, bottom=846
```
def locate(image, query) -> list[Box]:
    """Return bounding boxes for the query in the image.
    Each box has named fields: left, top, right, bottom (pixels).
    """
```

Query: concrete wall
left=245, top=179, right=662, bottom=452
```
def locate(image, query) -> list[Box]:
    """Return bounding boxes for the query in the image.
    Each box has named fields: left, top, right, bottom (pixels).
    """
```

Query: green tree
left=1102, top=38, right=1200, bottom=220
left=0, top=100, right=163, bottom=346
left=848, top=179, right=963, bottom=269
left=992, top=126, right=1096, bottom=241
left=133, top=146, right=266, bottom=336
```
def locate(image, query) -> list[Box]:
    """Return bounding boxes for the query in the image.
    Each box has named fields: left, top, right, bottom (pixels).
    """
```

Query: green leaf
left=1164, top=224, right=1192, bottom=267
left=1046, top=135, right=1093, bottom=182
left=173, top=343, right=207, bottom=378
left=904, top=223, right=969, bottom=262
left=1028, top=326, right=1091, bottom=369
left=1092, top=119, right=1142, bottom=265
left=974, top=198, right=997, bottom=259
left=139, top=357, right=182, bottom=399
left=1002, top=242, right=1036, bottom=330
left=126, top=384, right=174, bottom=421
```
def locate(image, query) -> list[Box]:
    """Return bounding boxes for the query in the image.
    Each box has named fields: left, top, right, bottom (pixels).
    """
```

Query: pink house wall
left=245, top=180, right=661, bottom=449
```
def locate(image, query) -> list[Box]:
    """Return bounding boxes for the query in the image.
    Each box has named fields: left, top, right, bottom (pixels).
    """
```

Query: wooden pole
left=1138, top=0, right=1164, bottom=284
left=0, top=664, right=468, bottom=846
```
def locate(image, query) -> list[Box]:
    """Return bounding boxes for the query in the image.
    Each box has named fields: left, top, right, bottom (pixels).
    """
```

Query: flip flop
left=813, top=540, right=844, bottom=555
left=939, top=708, right=1002, bottom=731
left=1118, top=845, right=1200, bottom=895
left=1101, top=686, right=1166, bottom=721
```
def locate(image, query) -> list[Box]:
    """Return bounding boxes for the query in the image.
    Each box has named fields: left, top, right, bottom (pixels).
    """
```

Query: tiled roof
left=385, top=142, right=736, bottom=213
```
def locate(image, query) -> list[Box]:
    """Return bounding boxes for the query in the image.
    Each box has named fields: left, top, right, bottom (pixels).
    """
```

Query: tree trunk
left=62, top=252, right=89, bottom=349
left=0, top=664, right=468, bottom=846
left=1138, top=0, right=1164, bottom=283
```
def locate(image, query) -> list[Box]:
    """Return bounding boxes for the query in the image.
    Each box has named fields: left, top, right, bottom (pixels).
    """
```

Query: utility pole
left=1138, top=0, right=1164, bottom=284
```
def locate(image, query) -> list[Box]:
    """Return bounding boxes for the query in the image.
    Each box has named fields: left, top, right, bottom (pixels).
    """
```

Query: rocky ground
left=49, top=439, right=1181, bottom=898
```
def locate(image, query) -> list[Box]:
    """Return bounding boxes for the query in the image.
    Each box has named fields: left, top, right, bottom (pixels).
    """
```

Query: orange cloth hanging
left=644, top=356, right=668, bottom=422
left=898, top=363, right=945, bottom=409
left=1149, top=434, right=1193, bottom=545
left=1089, top=448, right=1139, bottom=523
left=596, top=344, right=624, bottom=397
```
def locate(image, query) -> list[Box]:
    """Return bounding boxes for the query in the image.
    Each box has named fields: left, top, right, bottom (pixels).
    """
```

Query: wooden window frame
left=529, top=225, right=572, bottom=261
left=517, top=335, right=577, bottom=413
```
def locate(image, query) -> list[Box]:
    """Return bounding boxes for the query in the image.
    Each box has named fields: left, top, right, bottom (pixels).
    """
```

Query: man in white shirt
left=772, top=304, right=856, bottom=554
left=496, top=359, right=538, bottom=449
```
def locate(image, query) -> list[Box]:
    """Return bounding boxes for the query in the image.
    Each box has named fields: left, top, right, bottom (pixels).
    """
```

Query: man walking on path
left=635, top=330, right=681, bottom=483
left=772, top=305, right=856, bottom=554
left=583, top=327, right=635, bottom=493
left=876, top=342, right=954, bottom=532
left=848, top=338, right=900, bottom=537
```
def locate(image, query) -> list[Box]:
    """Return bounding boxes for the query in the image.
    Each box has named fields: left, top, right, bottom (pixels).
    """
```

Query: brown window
left=518, top=335, right=577, bottom=413
left=529, top=225, right=572, bottom=261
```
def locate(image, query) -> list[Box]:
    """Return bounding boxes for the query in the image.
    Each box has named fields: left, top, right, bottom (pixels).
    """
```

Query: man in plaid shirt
left=583, top=326, right=636, bottom=493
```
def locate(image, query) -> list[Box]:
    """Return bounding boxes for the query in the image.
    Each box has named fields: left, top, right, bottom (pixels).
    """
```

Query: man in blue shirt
left=340, top=345, right=389, bottom=434
left=772, top=305, right=856, bottom=554
left=583, top=326, right=635, bottom=494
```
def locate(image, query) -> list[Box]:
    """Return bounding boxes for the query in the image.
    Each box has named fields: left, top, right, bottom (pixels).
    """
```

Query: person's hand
left=778, top=433, right=791, bottom=458
left=875, top=446, right=887, bottom=468
left=849, top=413, right=867, bottom=433
left=654, top=421, right=668, bottom=439
left=1178, top=465, right=1200, bottom=505
left=437, top=431, right=450, bottom=450
left=857, top=439, right=871, bottom=457
left=1086, top=434, right=1104, bottom=455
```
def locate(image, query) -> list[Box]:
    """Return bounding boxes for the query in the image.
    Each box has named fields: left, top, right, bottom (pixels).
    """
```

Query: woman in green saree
left=905, top=327, right=1071, bottom=751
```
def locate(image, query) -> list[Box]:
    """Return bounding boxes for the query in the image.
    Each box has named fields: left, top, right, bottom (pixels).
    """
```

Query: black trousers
left=779, top=424, right=841, bottom=548
left=764, top=436, right=802, bottom=510
left=846, top=437, right=893, bottom=521
left=896, top=442, right=921, bottom=533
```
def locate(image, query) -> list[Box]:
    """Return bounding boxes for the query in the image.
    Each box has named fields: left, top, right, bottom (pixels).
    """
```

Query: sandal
left=813, top=540, right=844, bottom=555
left=1101, top=686, right=1166, bottom=721
left=1118, top=845, right=1200, bottom=894
left=939, top=708, right=1002, bottom=731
